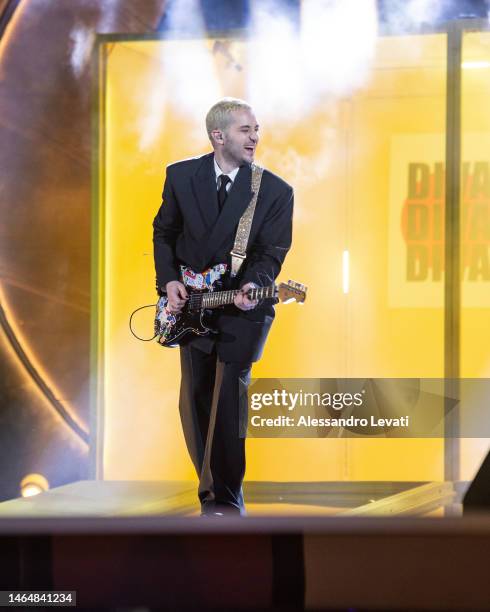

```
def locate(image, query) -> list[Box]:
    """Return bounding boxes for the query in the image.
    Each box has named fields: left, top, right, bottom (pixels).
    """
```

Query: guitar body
left=155, top=291, right=218, bottom=347
left=154, top=264, right=228, bottom=347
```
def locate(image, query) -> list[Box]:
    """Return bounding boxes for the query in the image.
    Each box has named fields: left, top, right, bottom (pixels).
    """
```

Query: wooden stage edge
left=1, top=514, right=490, bottom=610
left=1, top=480, right=489, bottom=609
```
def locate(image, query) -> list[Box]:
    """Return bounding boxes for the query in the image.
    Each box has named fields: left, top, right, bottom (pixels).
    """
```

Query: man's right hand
left=165, top=280, right=188, bottom=313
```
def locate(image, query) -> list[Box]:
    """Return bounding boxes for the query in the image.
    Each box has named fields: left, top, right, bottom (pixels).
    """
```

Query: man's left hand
left=234, top=282, right=259, bottom=311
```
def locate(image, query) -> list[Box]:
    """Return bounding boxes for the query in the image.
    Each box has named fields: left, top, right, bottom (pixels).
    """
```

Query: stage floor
left=0, top=481, right=486, bottom=610
left=0, top=479, right=458, bottom=518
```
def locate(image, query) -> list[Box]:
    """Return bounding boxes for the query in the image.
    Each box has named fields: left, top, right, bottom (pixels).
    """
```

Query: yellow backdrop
left=95, top=32, right=489, bottom=485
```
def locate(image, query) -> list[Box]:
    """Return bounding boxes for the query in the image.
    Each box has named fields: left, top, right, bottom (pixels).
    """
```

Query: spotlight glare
left=462, top=61, right=490, bottom=69
left=343, top=250, right=350, bottom=294
left=20, top=473, right=49, bottom=498
left=22, top=485, right=43, bottom=498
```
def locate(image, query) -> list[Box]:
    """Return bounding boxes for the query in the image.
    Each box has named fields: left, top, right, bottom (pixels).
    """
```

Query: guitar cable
left=129, top=303, right=158, bottom=342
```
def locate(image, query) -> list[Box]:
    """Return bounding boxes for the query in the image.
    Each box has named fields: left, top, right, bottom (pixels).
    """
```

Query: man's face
left=218, top=108, right=259, bottom=166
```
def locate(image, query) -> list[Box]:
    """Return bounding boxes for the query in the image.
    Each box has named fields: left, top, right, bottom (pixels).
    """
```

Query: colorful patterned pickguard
left=180, top=263, right=228, bottom=290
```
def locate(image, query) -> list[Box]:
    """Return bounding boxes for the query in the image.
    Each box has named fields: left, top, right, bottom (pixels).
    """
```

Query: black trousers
left=179, top=342, right=252, bottom=515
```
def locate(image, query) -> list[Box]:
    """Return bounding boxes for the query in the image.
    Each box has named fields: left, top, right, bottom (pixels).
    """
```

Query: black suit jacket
left=153, top=152, right=294, bottom=362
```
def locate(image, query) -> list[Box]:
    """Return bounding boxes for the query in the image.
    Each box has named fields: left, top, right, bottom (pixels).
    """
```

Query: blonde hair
left=205, top=97, right=251, bottom=140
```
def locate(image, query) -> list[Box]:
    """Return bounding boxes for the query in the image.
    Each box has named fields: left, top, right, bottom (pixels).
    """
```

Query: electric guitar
left=154, top=265, right=307, bottom=347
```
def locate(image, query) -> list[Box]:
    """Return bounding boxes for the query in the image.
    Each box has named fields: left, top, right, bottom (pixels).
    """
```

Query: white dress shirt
left=214, top=157, right=239, bottom=192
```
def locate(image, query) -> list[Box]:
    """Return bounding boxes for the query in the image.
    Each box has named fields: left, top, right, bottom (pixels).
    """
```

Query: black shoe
left=200, top=502, right=241, bottom=517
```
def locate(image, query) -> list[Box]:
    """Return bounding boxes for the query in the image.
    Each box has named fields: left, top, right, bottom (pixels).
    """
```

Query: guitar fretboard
left=192, top=285, right=276, bottom=310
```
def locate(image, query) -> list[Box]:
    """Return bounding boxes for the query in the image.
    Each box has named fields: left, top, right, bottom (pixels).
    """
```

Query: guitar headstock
left=277, top=280, right=307, bottom=304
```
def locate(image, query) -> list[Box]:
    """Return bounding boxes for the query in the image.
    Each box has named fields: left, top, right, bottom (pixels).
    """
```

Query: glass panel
left=460, top=30, right=490, bottom=482
left=343, top=33, right=446, bottom=482
left=98, top=32, right=447, bottom=496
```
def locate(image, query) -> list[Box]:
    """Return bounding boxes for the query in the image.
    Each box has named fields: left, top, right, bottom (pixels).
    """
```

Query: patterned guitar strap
left=230, top=163, right=264, bottom=279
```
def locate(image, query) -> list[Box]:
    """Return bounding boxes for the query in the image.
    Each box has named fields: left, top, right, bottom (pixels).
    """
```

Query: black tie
left=218, top=175, right=231, bottom=211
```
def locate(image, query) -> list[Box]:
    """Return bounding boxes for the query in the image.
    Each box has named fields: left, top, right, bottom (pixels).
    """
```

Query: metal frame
left=444, top=22, right=463, bottom=492
left=90, top=19, right=490, bottom=486
left=444, top=18, right=490, bottom=489
left=89, top=38, right=109, bottom=478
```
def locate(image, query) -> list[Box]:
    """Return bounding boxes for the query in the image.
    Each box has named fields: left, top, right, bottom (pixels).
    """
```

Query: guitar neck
left=201, top=285, right=276, bottom=309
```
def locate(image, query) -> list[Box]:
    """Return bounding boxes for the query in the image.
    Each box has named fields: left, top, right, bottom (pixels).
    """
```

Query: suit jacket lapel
left=190, top=153, right=219, bottom=230
left=204, top=163, right=253, bottom=266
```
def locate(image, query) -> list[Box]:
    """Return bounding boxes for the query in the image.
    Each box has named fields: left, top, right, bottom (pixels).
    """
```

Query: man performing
left=153, top=98, right=294, bottom=516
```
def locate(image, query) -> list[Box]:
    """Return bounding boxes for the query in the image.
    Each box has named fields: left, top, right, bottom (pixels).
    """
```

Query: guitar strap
left=230, top=163, right=264, bottom=278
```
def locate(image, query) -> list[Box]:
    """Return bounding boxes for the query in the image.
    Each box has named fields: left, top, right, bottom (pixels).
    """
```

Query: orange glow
left=0, top=0, right=28, bottom=64
left=0, top=285, right=88, bottom=449
left=20, top=473, right=49, bottom=497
